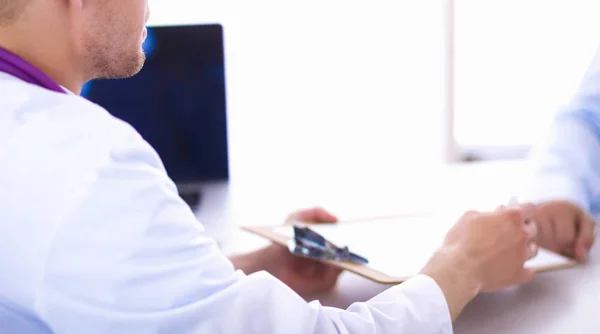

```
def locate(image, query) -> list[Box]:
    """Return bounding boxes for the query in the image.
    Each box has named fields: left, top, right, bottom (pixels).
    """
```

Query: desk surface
left=195, top=160, right=599, bottom=334
left=309, top=243, right=600, bottom=334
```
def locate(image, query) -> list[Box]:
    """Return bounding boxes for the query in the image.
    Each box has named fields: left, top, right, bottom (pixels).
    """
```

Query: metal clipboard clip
left=288, top=223, right=369, bottom=265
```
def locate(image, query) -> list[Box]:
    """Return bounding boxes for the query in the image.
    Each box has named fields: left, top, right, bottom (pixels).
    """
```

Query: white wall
left=148, top=1, right=450, bottom=191
left=454, top=0, right=600, bottom=148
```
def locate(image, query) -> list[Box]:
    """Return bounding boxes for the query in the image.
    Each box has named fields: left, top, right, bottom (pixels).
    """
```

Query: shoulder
left=0, top=75, right=173, bottom=313
left=0, top=74, right=171, bottom=219
left=0, top=73, right=165, bottom=179
left=0, top=74, right=172, bottom=264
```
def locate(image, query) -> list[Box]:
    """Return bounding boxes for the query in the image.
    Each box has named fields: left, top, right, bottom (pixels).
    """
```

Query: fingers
left=461, top=210, right=481, bottom=220
left=308, top=264, right=342, bottom=293
left=496, top=203, right=535, bottom=223
left=496, top=204, right=540, bottom=261
left=322, top=265, right=343, bottom=284
left=553, top=207, right=577, bottom=257
left=527, top=241, right=539, bottom=260
left=499, top=204, right=539, bottom=262
left=517, top=268, right=536, bottom=284
left=533, top=206, right=553, bottom=251
left=524, top=219, right=539, bottom=260
left=574, top=214, right=596, bottom=261
left=287, top=207, right=338, bottom=224
left=524, top=220, right=538, bottom=240
left=519, top=203, right=537, bottom=221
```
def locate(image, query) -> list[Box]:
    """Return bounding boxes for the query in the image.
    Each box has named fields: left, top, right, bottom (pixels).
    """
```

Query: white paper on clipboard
left=275, top=214, right=575, bottom=279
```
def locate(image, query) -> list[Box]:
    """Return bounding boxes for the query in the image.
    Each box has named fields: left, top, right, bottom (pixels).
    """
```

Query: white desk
left=195, top=160, right=600, bottom=333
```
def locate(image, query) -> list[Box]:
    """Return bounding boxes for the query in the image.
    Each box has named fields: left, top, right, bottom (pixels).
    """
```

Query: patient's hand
left=533, top=200, right=596, bottom=260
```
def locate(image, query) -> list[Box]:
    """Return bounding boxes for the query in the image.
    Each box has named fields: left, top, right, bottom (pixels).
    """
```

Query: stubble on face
left=81, top=0, right=148, bottom=80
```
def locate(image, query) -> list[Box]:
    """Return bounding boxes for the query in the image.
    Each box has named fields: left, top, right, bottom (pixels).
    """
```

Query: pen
left=508, top=196, right=540, bottom=259
left=508, top=196, right=534, bottom=220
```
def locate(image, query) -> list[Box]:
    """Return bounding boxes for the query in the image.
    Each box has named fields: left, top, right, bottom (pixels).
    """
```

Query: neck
left=0, top=25, right=85, bottom=94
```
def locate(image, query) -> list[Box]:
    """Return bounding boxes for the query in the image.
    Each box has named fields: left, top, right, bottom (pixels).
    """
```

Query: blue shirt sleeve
left=521, top=45, right=600, bottom=214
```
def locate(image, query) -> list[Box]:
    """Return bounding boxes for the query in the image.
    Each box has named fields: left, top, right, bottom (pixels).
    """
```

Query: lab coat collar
left=0, top=46, right=66, bottom=94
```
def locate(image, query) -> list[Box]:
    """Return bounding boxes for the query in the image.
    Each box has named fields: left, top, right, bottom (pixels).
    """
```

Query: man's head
left=0, top=0, right=150, bottom=89
left=78, top=0, right=150, bottom=80
left=0, top=0, right=32, bottom=25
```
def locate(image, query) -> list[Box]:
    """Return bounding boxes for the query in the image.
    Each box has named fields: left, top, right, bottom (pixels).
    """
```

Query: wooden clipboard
left=243, top=215, right=578, bottom=285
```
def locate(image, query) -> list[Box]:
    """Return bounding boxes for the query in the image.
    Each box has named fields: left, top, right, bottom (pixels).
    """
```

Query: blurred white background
left=148, top=0, right=450, bottom=189
left=454, top=0, right=600, bottom=159
left=147, top=0, right=600, bottom=188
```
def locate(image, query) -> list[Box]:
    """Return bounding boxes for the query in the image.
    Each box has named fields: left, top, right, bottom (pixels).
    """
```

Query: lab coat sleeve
left=521, top=45, right=600, bottom=215
left=35, top=132, right=452, bottom=334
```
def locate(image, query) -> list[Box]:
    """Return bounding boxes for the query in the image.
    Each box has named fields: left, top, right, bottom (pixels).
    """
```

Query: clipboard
left=243, top=214, right=578, bottom=284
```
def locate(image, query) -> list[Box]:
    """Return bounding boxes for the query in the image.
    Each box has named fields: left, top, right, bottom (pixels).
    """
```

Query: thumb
left=574, top=215, right=596, bottom=261
left=287, top=207, right=339, bottom=224
left=519, top=203, right=537, bottom=222
left=517, top=268, right=536, bottom=284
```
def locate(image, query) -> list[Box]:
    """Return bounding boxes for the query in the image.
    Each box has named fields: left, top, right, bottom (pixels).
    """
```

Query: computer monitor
left=82, top=24, right=229, bottom=203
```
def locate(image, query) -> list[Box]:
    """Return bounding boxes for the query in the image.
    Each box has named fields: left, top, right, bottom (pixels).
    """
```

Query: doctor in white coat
left=0, top=0, right=540, bottom=333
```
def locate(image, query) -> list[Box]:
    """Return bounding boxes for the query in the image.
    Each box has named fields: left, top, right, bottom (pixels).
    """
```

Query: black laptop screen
left=82, top=24, right=229, bottom=183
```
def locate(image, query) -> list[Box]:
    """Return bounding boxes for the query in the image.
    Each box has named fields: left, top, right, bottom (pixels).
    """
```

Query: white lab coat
left=0, top=72, right=452, bottom=334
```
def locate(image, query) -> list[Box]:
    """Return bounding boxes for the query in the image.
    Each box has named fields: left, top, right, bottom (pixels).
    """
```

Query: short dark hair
left=0, top=0, right=31, bottom=26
